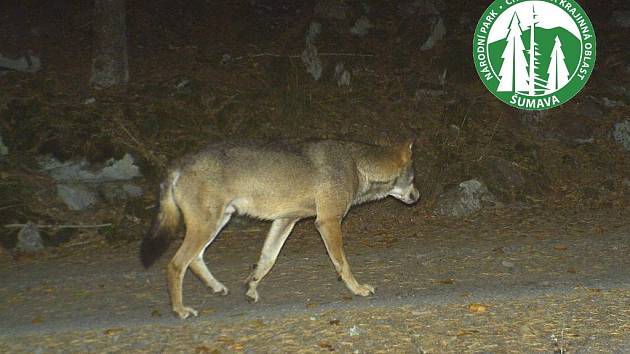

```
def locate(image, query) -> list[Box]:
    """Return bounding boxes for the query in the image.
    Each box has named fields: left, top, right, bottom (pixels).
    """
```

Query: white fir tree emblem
left=545, top=36, right=570, bottom=93
left=526, top=5, right=545, bottom=95
left=497, top=12, right=529, bottom=92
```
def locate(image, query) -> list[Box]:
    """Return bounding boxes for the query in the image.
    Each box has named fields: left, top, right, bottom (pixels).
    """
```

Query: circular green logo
left=473, top=0, right=596, bottom=110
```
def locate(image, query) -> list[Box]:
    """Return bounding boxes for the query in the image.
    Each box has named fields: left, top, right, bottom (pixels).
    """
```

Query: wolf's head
left=387, top=141, right=420, bottom=205
left=356, top=140, right=420, bottom=205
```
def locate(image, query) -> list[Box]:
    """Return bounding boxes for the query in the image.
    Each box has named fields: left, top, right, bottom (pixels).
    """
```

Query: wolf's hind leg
left=167, top=225, right=209, bottom=319
left=189, top=209, right=233, bottom=295
left=245, top=218, right=299, bottom=302
left=167, top=205, right=231, bottom=319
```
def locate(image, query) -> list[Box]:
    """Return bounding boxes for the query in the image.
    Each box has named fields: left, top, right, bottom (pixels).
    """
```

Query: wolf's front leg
left=315, top=217, right=375, bottom=297
left=246, top=218, right=299, bottom=302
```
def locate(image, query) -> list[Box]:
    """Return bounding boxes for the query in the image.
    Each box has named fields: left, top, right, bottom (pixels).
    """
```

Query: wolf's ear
left=398, top=139, right=414, bottom=163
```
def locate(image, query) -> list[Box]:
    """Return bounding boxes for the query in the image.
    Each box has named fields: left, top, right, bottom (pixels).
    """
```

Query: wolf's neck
left=353, top=169, right=391, bottom=206
left=353, top=189, right=390, bottom=206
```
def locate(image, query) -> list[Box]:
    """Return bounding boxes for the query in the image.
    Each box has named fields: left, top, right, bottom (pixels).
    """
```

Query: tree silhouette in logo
left=545, top=36, right=570, bottom=93
left=498, top=5, right=554, bottom=95
left=497, top=12, right=529, bottom=92
left=526, top=5, right=545, bottom=95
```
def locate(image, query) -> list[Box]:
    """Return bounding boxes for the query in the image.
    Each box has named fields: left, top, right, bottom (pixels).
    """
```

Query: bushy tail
left=140, top=174, right=181, bottom=268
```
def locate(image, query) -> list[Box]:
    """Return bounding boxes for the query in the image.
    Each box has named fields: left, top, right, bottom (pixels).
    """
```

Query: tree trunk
left=90, top=0, right=128, bottom=88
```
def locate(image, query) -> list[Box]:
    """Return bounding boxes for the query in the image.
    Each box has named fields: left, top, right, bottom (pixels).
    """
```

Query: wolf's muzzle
left=401, top=186, right=420, bottom=205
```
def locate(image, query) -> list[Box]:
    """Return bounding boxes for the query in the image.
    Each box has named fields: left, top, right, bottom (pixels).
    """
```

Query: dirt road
left=1, top=202, right=629, bottom=353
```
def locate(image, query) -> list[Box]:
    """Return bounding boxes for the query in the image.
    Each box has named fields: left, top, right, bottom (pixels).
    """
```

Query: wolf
left=140, top=139, right=420, bottom=319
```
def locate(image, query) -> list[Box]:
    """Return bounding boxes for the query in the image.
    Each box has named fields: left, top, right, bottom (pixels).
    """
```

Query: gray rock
left=41, top=154, right=141, bottom=210
left=95, top=154, right=142, bottom=181
left=302, top=43, right=322, bottom=81
left=0, top=51, right=41, bottom=73
left=41, top=153, right=141, bottom=183
left=302, top=22, right=323, bottom=81
left=334, top=63, right=351, bottom=87
left=17, top=221, right=44, bottom=253
left=350, top=16, right=373, bottom=37
left=338, top=71, right=350, bottom=87
left=82, top=97, right=96, bottom=105
left=435, top=179, right=496, bottom=217
left=175, top=78, right=191, bottom=90
left=57, top=184, right=99, bottom=210
left=305, top=22, right=321, bottom=45
left=612, top=10, right=630, bottom=28
left=612, top=120, right=630, bottom=151
left=220, top=53, right=233, bottom=65
left=420, top=17, right=446, bottom=50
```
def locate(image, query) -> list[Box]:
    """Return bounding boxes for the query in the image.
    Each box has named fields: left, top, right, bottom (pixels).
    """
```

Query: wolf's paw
left=213, top=283, right=229, bottom=296
left=353, top=284, right=375, bottom=297
left=173, top=306, right=198, bottom=319
left=245, top=287, right=259, bottom=303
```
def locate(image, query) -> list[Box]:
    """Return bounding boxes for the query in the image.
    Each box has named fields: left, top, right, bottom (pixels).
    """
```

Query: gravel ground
left=1, top=203, right=629, bottom=353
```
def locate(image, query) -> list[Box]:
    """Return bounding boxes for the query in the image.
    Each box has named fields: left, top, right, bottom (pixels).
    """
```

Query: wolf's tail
left=140, top=172, right=182, bottom=268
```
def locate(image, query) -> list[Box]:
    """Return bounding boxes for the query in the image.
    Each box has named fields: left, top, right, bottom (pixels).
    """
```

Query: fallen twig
left=233, top=52, right=375, bottom=60
left=221, top=229, right=264, bottom=234
left=64, top=240, right=98, bottom=248
left=4, top=223, right=112, bottom=229
left=0, top=203, right=22, bottom=211
left=209, top=93, right=238, bottom=115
